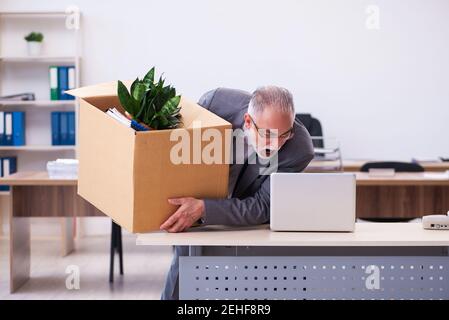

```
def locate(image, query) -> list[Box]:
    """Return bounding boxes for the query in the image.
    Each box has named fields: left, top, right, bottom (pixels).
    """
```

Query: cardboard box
left=68, top=81, right=231, bottom=233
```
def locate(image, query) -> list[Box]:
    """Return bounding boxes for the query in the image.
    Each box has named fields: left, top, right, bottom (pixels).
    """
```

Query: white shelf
left=0, top=145, right=76, bottom=151
left=0, top=191, right=11, bottom=196
left=0, top=56, right=77, bottom=64
left=314, top=147, right=340, bottom=154
left=0, top=11, right=68, bottom=18
left=0, top=100, right=76, bottom=108
left=0, top=9, right=81, bottom=174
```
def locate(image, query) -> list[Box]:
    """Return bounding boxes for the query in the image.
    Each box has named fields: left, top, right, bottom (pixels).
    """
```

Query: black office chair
left=360, top=161, right=424, bottom=173
left=109, top=220, right=124, bottom=283
left=296, top=113, right=324, bottom=148
left=359, top=161, right=424, bottom=222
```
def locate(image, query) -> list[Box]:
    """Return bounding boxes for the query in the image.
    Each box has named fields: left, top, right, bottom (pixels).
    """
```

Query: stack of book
left=47, top=158, right=78, bottom=179
left=0, top=156, right=17, bottom=191
left=51, top=111, right=76, bottom=145
left=49, top=66, right=76, bottom=100
left=0, top=111, right=25, bottom=146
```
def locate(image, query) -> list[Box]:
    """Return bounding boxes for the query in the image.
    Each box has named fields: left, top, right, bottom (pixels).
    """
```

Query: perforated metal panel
left=179, top=256, right=449, bottom=300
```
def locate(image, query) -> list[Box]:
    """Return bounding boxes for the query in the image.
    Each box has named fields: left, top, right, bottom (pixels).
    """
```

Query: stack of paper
left=106, top=107, right=131, bottom=127
left=412, top=157, right=442, bottom=163
left=47, top=158, right=78, bottom=179
left=306, top=137, right=343, bottom=172
left=106, top=108, right=149, bottom=131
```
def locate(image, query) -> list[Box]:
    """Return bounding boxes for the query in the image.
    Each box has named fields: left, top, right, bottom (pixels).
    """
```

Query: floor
left=0, top=234, right=173, bottom=300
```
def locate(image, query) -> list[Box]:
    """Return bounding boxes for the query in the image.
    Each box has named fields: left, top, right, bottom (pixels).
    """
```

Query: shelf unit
left=0, top=145, right=76, bottom=151
left=0, top=100, right=76, bottom=107
left=0, top=12, right=68, bottom=18
left=0, top=10, right=81, bottom=175
left=0, top=56, right=77, bottom=63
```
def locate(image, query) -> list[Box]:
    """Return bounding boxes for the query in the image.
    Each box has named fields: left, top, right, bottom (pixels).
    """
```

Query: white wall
left=1, top=0, right=448, bottom=160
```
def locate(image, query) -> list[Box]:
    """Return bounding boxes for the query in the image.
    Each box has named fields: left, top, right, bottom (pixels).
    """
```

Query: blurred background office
left=0, top=0, right=448, bottom=299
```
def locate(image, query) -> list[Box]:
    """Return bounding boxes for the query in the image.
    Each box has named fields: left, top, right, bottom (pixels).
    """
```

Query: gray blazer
left=161, top=88, right=314, bottom=300
left=199, top=88, right=315, bottom=226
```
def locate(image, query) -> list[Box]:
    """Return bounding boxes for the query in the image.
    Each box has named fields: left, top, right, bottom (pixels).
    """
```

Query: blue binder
left=51, top=112, right=61, bottom=145
left=58, top=66, right=70, bottom=100
left=67, top=112, right=75, bottom=145
left=60, top=112, right=68, bottom=145
left=0, top=157, right=17, bottom=191
left=67, top=66, right=76, bottom=100
left=0, top=112, right=4, bottom=145
left=0, top=158, right=4, bottom=191
left=12, top=111, right=25, bottom=146
left=4, top=112, right=13, bottom=146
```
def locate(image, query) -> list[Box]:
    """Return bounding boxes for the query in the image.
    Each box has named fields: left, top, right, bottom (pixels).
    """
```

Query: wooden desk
left=1, top=171, right=448, bottom=292
left=342, top=160, right=449, bottom=172
left=353, top=172, right=449, bottom=219
left=354, top=172, right=449, bottom=186
left=0, top=171, right=104, bottom=293
left=137, top=223, right=449, bottom=299
left=0, top=171, right=79, bottom=186
left=137, top=223, right=449, bottom=247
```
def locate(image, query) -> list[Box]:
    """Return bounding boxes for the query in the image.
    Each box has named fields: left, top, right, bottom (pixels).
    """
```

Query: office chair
left=359, top=161, right=424, bottom=222
left=109, top=220, right=123, bottom=283
left=296, top=113, right=324, bottom=148
left=360, top=161, right=424, bottom=173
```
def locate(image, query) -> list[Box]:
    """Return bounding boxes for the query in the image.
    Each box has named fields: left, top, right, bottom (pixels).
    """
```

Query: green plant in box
left=117, top=67, right=182, bottom=130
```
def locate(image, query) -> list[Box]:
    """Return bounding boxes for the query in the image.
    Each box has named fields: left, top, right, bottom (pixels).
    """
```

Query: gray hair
left=248, top=86, right=295, bottom=117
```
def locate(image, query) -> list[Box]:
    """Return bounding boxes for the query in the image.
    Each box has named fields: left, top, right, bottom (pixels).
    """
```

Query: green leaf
left=161, top=95, right=181, bottom=114
left=169, top=86, right=176, bottom=98
left=132, top=82, right=147, bottom=103
left=144, top=102, right=156, bottom=124
left=130, top=77, right=139, bottom=95
left=158, top=114, right=169, bottom=127
left=117, top=67, right=182, bottom=130
left=117, top=80, right=137, bottom=115
left=135, top=93, right=147, bottom=119
left=143, top=67, right=155, bottom=86
left=151, top=118, right=159, bottom=129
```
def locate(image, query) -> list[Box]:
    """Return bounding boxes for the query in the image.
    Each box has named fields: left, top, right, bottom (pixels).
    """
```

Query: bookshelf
left=0, top=10, right=81, bottom=174
left=0, top=11, right=69, bottom=18
left=0, top=145, right=76, bottom=151
left=0, top=100, right=76, bottom=107
left=0, top=56, right=77, bottom=63
left=0, top=10, right=82, bottom=242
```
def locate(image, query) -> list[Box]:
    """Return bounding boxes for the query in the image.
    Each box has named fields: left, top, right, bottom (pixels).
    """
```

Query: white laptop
left=270, top=173, right=356, bottom=232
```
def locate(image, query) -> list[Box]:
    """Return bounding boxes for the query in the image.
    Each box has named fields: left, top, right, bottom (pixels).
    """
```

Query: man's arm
left=202, top=152, right=314, bottom=226
left=197, top=89, right=217, bottom=111
left=160, top=151, right=313, bottom=232
left=160, top=88, right=314, bottom=231
left=202, top=176, right=270, bottom=226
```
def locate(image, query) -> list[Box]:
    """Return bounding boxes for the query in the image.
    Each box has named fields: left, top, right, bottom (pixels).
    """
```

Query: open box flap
left=66, top=80, right=132, bottom=98
left=69, top=82, right=231, bottom=131
left=177, top=97, right=231, bottom=129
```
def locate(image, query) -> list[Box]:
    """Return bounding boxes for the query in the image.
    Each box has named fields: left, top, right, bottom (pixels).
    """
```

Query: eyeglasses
left=248, top=115, right=294, bottom=140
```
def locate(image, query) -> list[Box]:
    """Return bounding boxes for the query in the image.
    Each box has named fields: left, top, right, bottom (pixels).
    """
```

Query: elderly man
left=160, top=86, right=314, bottom=300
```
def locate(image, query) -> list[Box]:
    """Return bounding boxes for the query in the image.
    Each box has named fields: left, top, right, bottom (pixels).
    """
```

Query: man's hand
left=160, top=197, right=205, bottom=233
